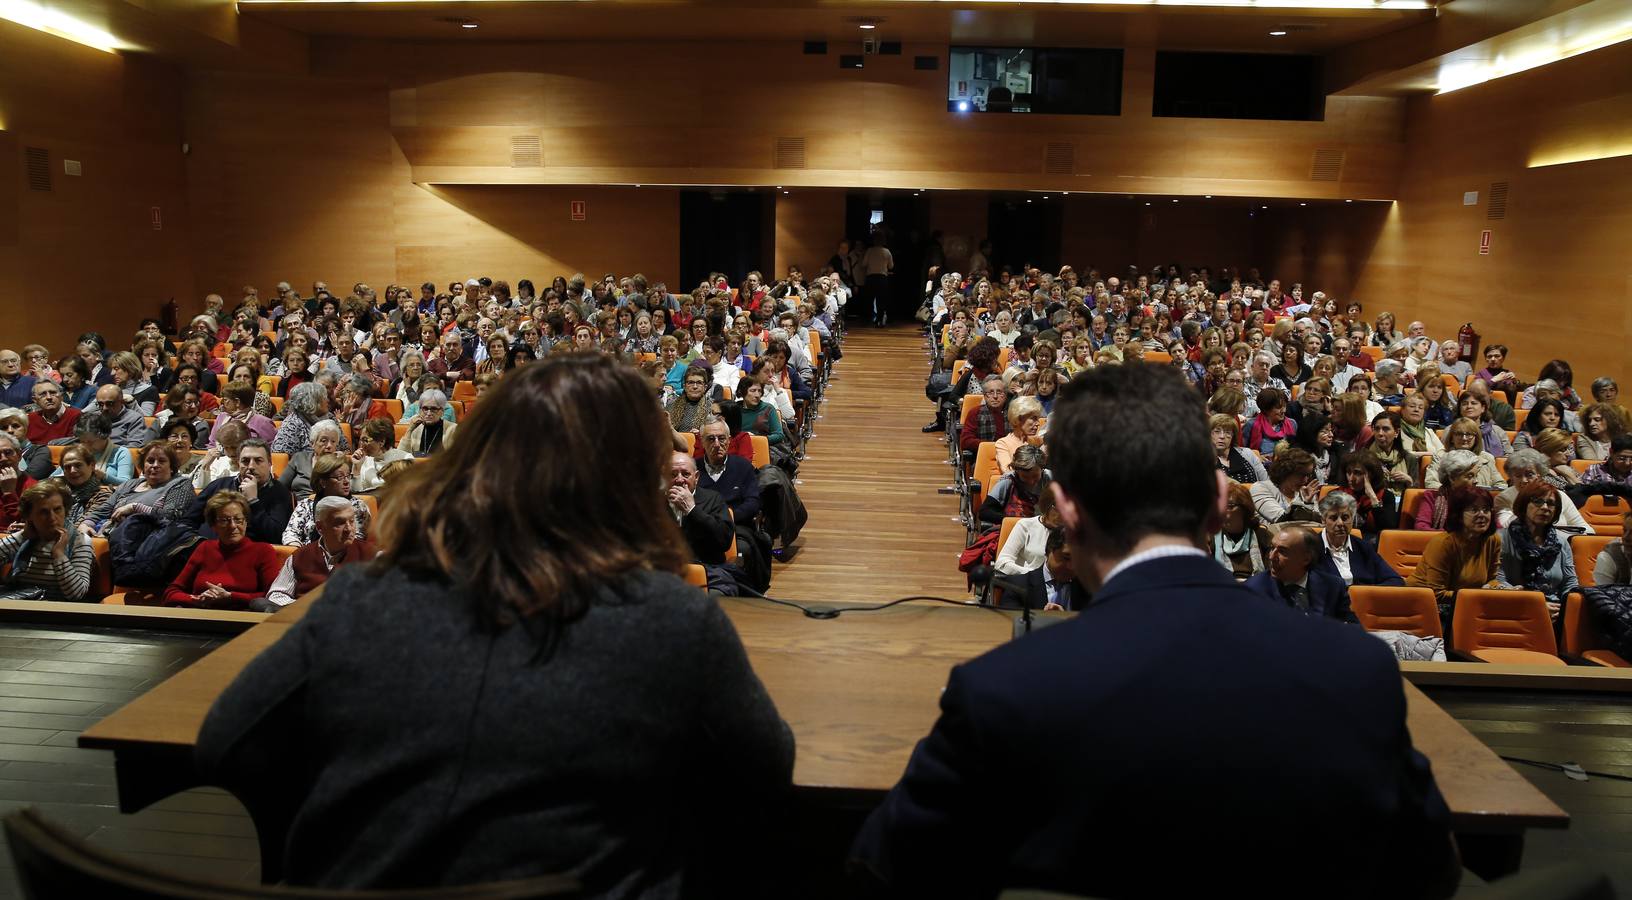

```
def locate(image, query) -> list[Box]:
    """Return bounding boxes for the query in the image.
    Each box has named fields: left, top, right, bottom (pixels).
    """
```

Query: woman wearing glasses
left=163, top=490, right=282, bottom=609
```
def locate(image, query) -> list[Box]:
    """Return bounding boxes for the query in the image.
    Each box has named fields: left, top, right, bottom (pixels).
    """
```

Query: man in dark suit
left=667, top=452, right=732, bottom=567
left=1245, top=525, right=1356, bottom=622
left=697, top=418, right=761, bottom=524
left=851, top=363, right=1458, bottom=899
left=1017, top=527, right=1089, bottom=611
left=186, top=439, right=292, bottom=545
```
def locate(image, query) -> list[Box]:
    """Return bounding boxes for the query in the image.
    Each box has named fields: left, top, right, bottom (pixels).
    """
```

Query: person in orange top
left=1406, top=483, right=1502, bottom=637
left=164, top=491, right=283, bottom=610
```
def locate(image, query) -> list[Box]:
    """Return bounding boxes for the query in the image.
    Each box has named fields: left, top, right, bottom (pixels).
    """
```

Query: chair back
left=1579, top=495, right=1627, bottom=536
left=970, top=442, right=1000, bottom=499
left=679, top=432, right=695, bottom=455
left=382, top=399, right=405, bottom=421
left=1377, top=529, right=1436, bottom=579
left=258, top=375, right=281, bottom=396
left=452, top=381, right=477, bottom=402
left=997, top=517, right=1021, bottom=559
left=959, top=394, right=983, bottom=423
left=1452, top=589, right=1562, bottom=662
left=1439, top=374, right=1461, bottom=398
left=1349, top=585, right=1442, bottom=638
left=1571, top=534, right=1615, bottom=587
left=1569, top=458, right=1593, bottom=475
left=271, top=452, right=290, bottom=477
left=48, top=445, right=65, bottom=466
left=1513, top=407, right=1530, bottom=431
left=1142, top=351, right=1172, bottom=366
left=1494, top=456, right=1507, bottom=480
left=3, top=806, right=582, bottom=898
left=683, top=564, right=707, bottom=589
left=1399, top=488, right=1427, bottom=527
left=949, top=359, right=967, bottom=385
left=87, top=537, right=113, bottom=599
left=1562, top=591, right=1631, bottom=667
left=750, top=435, right=771, bottom=469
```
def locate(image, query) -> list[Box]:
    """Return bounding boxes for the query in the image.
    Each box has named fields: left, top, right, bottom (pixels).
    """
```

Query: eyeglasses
left=215, top=516, right=247, bottom=527
left=703, top=434, right=731, bottom=444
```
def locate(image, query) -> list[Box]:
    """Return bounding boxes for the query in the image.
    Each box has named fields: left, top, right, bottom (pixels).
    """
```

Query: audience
left=85, top=441, right=193, bottom=535
left=1211, top=482, right=1272, bottom=578
left=282, top=454, right=371, bottom=547
left=1316, top=491, right=1404, bottom=587
left=264, top=496, right=377, bottom=611
left=190, top=439, right=293, bottom=544
left=1494, top=481, right=1578, bottom=622
left=993, top=485, right=1062, bottom=577
left=1406, top=485, right=1501, bottom=628
left=1595, top=507, right=1632, bottom=585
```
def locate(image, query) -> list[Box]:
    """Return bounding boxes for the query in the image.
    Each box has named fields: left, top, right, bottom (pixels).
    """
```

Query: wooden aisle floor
left=771, top=325, right=974, bottom=604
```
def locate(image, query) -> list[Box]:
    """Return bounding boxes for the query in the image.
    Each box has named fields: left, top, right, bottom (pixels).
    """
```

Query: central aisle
left=770, top=325, right=974, bottom=604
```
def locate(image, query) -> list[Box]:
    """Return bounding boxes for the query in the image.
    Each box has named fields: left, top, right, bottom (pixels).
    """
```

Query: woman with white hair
left=1315, top=491, right=1404, bottom=587
left=1496, top=448, right=1594, bottom=533
left=282, top=454, right=372, bottom=547
left=398, top=389, right=456, bottom=458
left=272, top=381, right=340, bottom=455
left=280, top=419, right=345, bottom=499
left=1412, top=450, right=1482, bottom=531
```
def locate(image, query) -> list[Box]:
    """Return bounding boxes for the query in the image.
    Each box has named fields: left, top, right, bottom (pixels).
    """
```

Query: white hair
left=314, top=495, right=353, bottom=522
left=310, top=419, right=342, bottom=441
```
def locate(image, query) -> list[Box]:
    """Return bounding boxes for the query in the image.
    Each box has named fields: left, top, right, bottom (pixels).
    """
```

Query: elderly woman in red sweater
left=164, top=490, right=283, bottom=609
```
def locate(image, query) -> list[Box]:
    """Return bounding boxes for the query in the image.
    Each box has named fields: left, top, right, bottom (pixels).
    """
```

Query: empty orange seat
left=1512, top=408, right=1529, bottom=431
left=750, top=434, right=770, bottom=469
left=1452, top=589, right=1566, bottom=665
left=1579, top=495, right=1627, bottom=536
left=969, top=442, right=999, bottom=499
left=1561, top=591, right=1630, bottom=667
left=1377, top=530, right=1436, bottom=579
left=1349, top=585, right=1442, bottom=638
left=1572, top=534, right=1615, bottom=587
left=452, top=381, right=477, bottom=402
left=1399, top=489, right=1427, bottom=527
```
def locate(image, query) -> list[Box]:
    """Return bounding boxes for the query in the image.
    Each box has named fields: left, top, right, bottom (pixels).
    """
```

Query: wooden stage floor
left=770, top=325, right=974, bottom=605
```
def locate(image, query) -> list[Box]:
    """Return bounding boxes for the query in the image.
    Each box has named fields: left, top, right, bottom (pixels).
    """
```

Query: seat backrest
left=1440, top=374, right=1461, bottom=398
left=1361, top=346, right=1384, bottom=361
left=357, top=494, right=379, bottom=521
left=997, top=516, right=1020, bottom=557
left=1399, top=488, right=1426, bottom=526
left=452, top=381, right=477, bottom=402
left=679, top=432, right=695, bottom=455
left=1494, top=456, right=1507, bottom=480
left=1492, top=390, right=1508, bottom=405
left=1579, top=494, right=1627, bottom=536
left=271, top=452, right=290, bottom=477
left=950, top=359, right=967, bottom=385
left=48, top=445, right=65, bottom=466
left=1452, top=589, right=1559, bottom=655
left=959, top=393, right=984, bottom=425
left=1571, top=534, right=1615, bottom=587
left=1561, top=591, right=1608, bottom=656
left=1513, top=407, right=1530, bottom=430
left=997, top=347, right=1011, bottom=370
left=258, top=375, right=281, bottom=396
left=270, top=396, right=285, bottom=415
left=750, top=435, right=770, bottom=469
left=382, top=398, right=405, bottom=421
left=87, top=538, right=113, bottom=600
left=1143, top=351, right=1172, bottom=366
left=1349, top=585, right=1442, bottom=638
left=970, top=442, right=999, bottom=497
left=1570, top=458, right=1594, bottom=475
left=393, top=423, right=409, bottom=443
left=1377, top=529, right=1435, bottom=579
left=683, top=564, right=708, bottom=589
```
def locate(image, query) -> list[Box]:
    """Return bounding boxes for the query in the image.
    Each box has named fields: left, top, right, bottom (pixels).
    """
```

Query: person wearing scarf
left=666, top=365, right=713, bottom=438
left=1244, top=388, right=1296, bottom=457
left=1495, top=481, right=1579, bottom=623
left=1212, top=482, right=1270, bottom=579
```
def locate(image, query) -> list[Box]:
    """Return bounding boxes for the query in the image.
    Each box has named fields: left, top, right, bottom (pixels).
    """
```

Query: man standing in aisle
left=862, top=237, right=894, bottom=327
left=851, top=363, right=1458, bottom=899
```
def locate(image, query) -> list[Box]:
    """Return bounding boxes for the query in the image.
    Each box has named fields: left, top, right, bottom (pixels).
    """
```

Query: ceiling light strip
left=0, top=0, right=121, bottom=52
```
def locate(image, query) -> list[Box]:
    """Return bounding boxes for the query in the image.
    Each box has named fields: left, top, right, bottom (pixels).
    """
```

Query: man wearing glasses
left=0, top=433, right=38, bottom=530
left=0, top=350, right=37, bottom=411
left=697, top=417, right=760, bottom=525
left=26, top=382, right=79, bottom=444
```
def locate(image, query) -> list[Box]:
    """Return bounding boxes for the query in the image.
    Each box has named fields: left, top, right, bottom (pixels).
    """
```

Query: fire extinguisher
left=1458, top=322, right=1479, bottom=363
left=161, top=297, right=179, bottom=337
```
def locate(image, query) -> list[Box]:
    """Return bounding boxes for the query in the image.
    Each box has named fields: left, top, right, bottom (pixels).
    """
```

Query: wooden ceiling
left=237, top=2, right=1431, bottom=51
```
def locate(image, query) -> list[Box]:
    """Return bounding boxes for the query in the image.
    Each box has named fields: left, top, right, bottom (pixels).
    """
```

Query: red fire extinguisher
left=1458, top=322, right=1479, bottom=363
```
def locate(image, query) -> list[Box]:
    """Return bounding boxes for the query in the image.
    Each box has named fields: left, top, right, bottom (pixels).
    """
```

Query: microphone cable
left=728, top=583, right=1012, bottom=622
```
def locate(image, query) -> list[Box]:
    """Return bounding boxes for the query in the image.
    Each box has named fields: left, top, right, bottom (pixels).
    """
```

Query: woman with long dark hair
left=197, top=353, right=794, bottom=893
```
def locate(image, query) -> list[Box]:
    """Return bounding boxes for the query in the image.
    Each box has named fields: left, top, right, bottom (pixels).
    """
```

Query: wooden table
left=82, top=595, right=1566, bottom=878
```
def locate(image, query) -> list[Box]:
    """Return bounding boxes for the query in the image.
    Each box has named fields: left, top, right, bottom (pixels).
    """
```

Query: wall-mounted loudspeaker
left=839, top=55, right=863, bottom=69
left=803, top=41, right=827, bottom=55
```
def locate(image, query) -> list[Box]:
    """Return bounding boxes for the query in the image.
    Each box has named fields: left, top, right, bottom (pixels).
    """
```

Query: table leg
left=1457, top=831, right=1525, bottom=881
left=112, top=749, right=201, bottom=814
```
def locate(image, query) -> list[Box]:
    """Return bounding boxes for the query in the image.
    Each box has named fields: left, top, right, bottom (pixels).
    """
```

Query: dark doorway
left=987, top=196, right=1063, bottom=276
left=680, top=190, right=773, bottom=290
left=842, top=191, right=932, bottom=323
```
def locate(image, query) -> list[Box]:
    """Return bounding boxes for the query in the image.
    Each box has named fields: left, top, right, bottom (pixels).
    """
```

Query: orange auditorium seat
left=1377, top=529, right=1436, bottom=580
left=1452, top=589, right=1566, bottom=665
left=1578, top=496, right=1626, bottom=536
left=750, top=435, right=771, bottom=469
left=683, top=564, right=708, bottom=589
left=969, top=442, right=999, bottom=498
left=1571, top=534, right=1615, bottom=587
left=1562, top=592, right=1630, bottom=667
left=1348, top=585, right=1442, bottom=638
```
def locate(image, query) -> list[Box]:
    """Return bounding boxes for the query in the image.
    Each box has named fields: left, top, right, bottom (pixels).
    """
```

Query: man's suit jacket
left=1018, top=565, right=1089, bottom=611
left=697, top=455, right=761, bottom=524
left=1318, top=536, right=1406, bottom=587
left=188, top=475, right=293, bottom=545
left=1243, top=568, right=1356, bottom=622
left=850, top=554, right=1454, bottom=899
left=679, top=487, right=733, bottom=566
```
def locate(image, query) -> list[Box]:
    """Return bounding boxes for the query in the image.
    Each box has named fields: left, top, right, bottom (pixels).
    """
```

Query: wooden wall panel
left=0, top=23, right=194, bottom=354
left=1348, top=41, right=1632, bottom=396
left=184, top=71, right=396, bottom=308
left=774, top=190, right=845, bottom=282
left=360, top=39, right=1405, bottom=200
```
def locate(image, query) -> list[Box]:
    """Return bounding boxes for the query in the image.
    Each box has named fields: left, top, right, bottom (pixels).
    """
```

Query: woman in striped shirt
left=0, top=481, right=94, bottom=601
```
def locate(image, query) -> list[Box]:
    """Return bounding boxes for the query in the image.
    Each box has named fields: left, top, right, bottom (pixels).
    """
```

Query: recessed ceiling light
left=1262, top=205, right=1269, bottom=209
left=1145, top=202, right=1152, bottom=206
left=782, top=191, right=790, bottom=195
left=1204, top=195, right=1212, bottom=199
left=1026, top=199, right=1032, bottom=204
left=859, top=23, right=875, bottom=29
left=1299, top=202, right=1307, bottom=206
left=1171, top=199, right=1178, bottom=203
left=1269, top=30, right=1287, bottom=36
left=1345, top=199, right=1353, bottom=203
left=460, top=19, right=478, bottom=28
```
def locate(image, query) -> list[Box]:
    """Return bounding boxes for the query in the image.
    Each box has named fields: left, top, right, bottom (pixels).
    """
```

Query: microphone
left=969, top=565, right=1037, bottom=637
